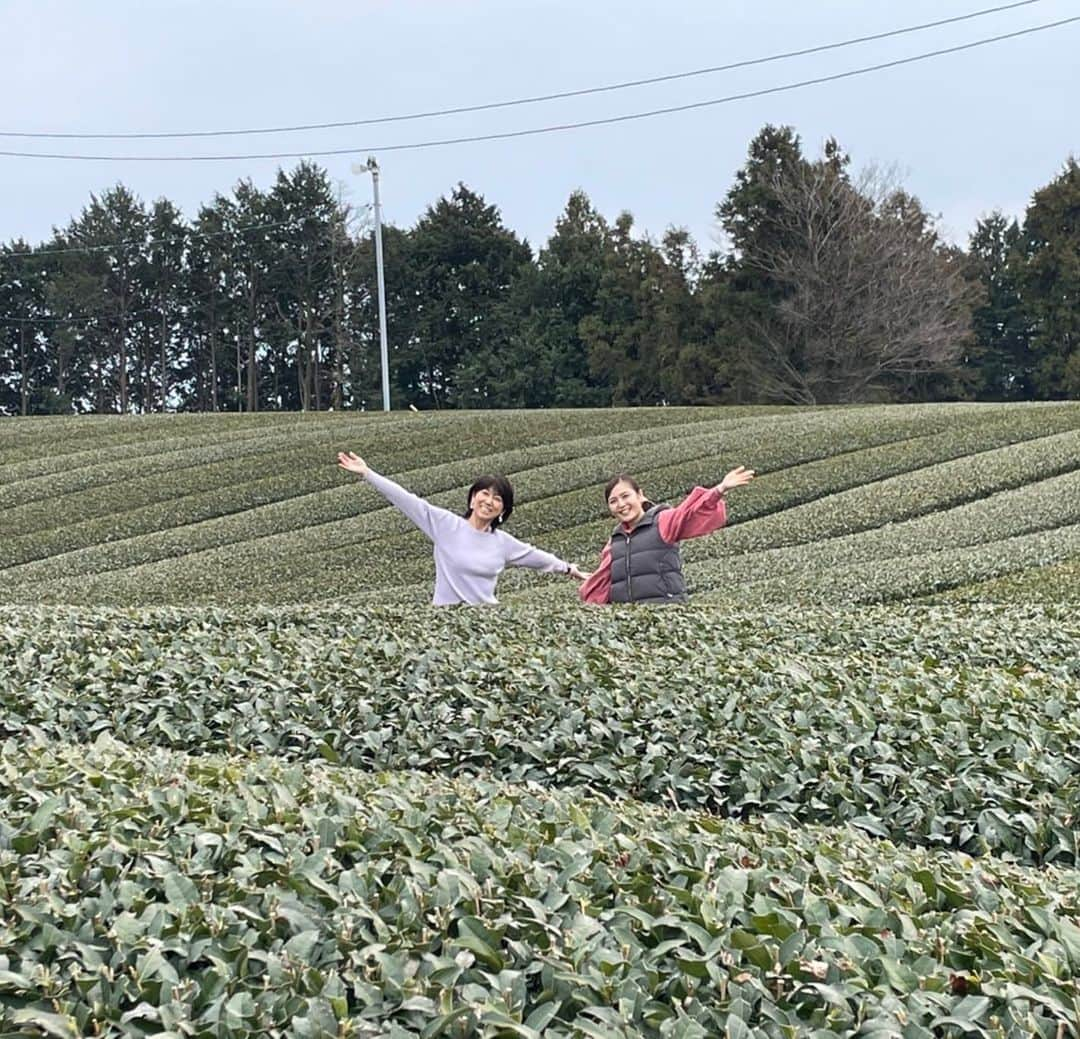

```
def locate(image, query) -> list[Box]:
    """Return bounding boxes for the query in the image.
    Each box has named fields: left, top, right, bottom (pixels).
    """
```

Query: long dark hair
left=604, top=473, right=655, bottom=511
left=464, top=474, right=514, bottom=530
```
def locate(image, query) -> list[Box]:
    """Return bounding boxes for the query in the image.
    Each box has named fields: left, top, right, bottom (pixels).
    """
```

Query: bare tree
left=742, top=159, right=974, bottom=404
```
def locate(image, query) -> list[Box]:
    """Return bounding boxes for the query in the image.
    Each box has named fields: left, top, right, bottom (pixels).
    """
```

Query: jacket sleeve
left=578, top=540, right=613, bottom=604
left=364, top=469, right=453, bottom=542
left=500, top=532, right=571, bottom=573
left=657, top=486, right=727, bottom=544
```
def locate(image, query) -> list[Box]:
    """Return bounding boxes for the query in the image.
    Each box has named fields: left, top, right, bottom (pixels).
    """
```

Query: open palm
left=717, top=465, right=755, bottom=494
left=337, top=451, right=368, bottom=477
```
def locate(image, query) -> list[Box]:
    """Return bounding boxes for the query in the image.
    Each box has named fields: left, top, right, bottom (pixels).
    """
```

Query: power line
left=2, top=206, right=370, bottom=263
left=0, top=0, right=1049, bottom=141
left=0, top=238, right=378, bottom=324
left=14, top=214, right=317, bottom=259
left=0, top=277, right=276, bottom=327
left=10, top=215, right=308, bottom=258
left=0, top=218, right=377, bottom=323
left=0, top=16, right=1074, bottom=162
left=0, top=281, right=230, bottom=327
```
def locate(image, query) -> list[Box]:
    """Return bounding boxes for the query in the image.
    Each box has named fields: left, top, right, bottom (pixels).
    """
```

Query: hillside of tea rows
left=1, top=402, right=1078, bottom=606
left=2, top=403, right=1079, bottom=1038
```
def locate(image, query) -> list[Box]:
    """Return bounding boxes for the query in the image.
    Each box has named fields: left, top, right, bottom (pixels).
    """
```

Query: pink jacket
left=578, top=486, right=727, bottom=604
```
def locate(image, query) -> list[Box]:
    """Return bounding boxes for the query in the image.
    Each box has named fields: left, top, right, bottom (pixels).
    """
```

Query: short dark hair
left=604, top=473, right=654, bottom=511
left=465, top=474, right=514, bottom=529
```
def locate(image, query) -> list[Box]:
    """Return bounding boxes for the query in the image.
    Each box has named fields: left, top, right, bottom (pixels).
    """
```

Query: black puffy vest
left=608, top=504, right=688, bottom=604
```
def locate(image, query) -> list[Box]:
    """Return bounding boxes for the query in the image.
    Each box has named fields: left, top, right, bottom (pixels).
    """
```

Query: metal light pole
left=352, top=155, right=391, bottom=411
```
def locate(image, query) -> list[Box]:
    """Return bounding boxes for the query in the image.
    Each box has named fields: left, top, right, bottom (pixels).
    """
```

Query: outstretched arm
left=337, top=451, right=447, bottom=542
left=501, top=533, right=590, bottom=581
left=657, top=465, right=755, bottom=544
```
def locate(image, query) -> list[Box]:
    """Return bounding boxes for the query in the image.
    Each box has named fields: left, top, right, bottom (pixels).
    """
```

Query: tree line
left=1, top=125, right=1076, bottom=416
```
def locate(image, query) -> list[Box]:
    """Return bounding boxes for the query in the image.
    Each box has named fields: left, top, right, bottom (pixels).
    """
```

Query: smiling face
left=469, top=485, right=504, bottom=526
left=607, top=479, right=647, bottom=526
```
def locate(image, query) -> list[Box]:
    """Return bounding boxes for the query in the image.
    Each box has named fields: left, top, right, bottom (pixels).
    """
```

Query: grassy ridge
left=4, top=735, right=1080, bottom=1038
left=1, top=402, right=1078, bottom=605
left=3, top=602, right=1078, bottom=866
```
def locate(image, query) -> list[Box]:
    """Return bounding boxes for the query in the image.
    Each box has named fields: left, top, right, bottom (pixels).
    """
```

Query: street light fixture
left=352, top=155, right=391, bottom=412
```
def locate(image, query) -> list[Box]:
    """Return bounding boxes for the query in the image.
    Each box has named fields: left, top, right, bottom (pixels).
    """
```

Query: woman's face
left=470, top=485, right=504, bottom=526
left=607, top=480, right=647, bottom=525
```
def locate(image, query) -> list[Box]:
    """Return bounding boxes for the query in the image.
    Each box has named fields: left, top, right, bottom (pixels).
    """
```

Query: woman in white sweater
left=337, top=451, right=588, bottom=605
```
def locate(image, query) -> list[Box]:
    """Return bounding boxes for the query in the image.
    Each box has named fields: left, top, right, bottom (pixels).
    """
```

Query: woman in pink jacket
left=579, top=466, right=754, bottom=604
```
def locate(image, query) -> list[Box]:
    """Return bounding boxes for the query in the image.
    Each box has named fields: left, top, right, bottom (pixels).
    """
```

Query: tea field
left=1, top=404, right=1079, bottom=1037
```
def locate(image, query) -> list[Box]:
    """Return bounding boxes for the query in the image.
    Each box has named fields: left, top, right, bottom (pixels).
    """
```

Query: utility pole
left=352, top=155, right=391, bottom=411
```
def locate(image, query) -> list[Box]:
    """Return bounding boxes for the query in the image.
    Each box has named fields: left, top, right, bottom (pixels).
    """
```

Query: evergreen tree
left=580, top=214, right=714, bottom=406
left=580, top=212, right=659, bottom=405
left=690, top=257, right=748, bottom=403
left=228, top=180, right=274, bottom=411
left=712, top=125, right=808, bottom=401
left=44, top=186, right=152, bottom=412
left=509, top=190, right=612, bottom=407
left=185, top=197, right=235, bottom=411
left=144, top=199, right=188, bottom=411
left=967, top=212, right=1030, bottom=399
left=265, top=162, right=341, bottom=410
left=403, top=184, right=532, bottom=408
left=325, top=188, right=368, bottom=412
left=1021, top=158, right=1080, bottom=398
left=653, top=227, right=707, bottom=404
left=0, top=243, right=54, bottom=415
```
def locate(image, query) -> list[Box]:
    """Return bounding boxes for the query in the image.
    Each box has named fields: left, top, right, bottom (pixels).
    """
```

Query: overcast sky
left=2, top=0, right=1076, bottom=255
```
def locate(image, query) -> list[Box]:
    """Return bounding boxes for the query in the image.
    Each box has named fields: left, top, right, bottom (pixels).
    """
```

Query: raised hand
left=337, top=451, right=369, bottom=477
left=716, top=465, right=755, bottom=495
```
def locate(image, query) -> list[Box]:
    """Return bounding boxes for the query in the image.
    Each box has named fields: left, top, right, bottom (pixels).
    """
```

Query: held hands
left=337, top=451, right=369, bottom=478
left=716, top=465, right=755, bottom=496
left=567, top=563, right=591, bottom=582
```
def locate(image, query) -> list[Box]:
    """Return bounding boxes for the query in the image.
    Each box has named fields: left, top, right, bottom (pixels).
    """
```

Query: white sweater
left=365, top=470, right=571, bottom=605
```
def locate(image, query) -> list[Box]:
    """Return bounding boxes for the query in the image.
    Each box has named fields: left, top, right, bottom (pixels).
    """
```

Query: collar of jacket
left=613, top=502, right=668, bottom=537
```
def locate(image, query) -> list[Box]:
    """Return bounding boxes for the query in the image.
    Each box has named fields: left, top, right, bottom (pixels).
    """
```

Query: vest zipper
left=624, top=532, right=633, bottom=602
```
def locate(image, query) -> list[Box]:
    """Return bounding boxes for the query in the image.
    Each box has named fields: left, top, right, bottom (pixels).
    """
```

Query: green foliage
left=4, top=143, right=1076, bottom=414
left=505, top=191, right=612, bottom=407
left=0, top=242, right=53, bottom=417
left=967, top=161, right=1080, bottom=404
left=678, top=428, right=1080, bottom=602
left=397, top=184, right=534, bottom=409
left=2, top=600, right=1080, bottom=868
left=935, top=554, right=1080, bottom=603
left=0, top=407, right=733, bottom=591
left=1021, top=158, right=1080, bottom=399
left=967, top=213, right=1030, bottom=400
left=3, top=406, right=1080, bottom=1036
left=2, top=602, right=1080, bottom=1036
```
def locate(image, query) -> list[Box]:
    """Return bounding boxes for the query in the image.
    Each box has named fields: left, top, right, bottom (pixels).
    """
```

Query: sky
left=1, top=0, right=1077, bottom=255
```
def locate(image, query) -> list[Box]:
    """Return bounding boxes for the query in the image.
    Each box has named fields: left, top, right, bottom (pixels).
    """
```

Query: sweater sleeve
left=657, top=486, right=727, bottom=544
left=578, top=540, right=612, bottom=604
left=499, top=532, right=571, bottom=573
left=364, top=469, right=453, bottom=542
